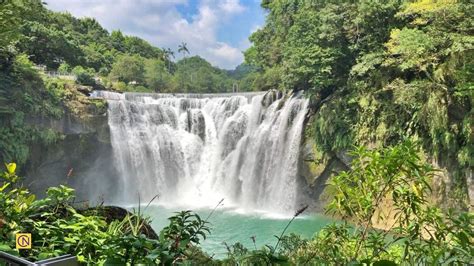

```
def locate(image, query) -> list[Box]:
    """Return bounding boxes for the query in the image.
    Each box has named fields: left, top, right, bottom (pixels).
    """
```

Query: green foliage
left=80, top=42, right=113, bottom=72
left=162, top=210, right=210, bottom=246
left=71, top=66, right=95, bottom=86
left=113, top=81, right=128, bottom=92
left=321, top=142, right=471, bottom=265
left=108, top=54, right=145, bottom=84
left=12, top=3, right=163, bottom=71
left=0, top=0, right=44, bottom=53
left=247, top=0, right=473, bottom=204
left=144, top=58, right=171, bottom=92
left=57, top=62, right=71, bottom=74
left=0, top=55, right=64, bottom=164
left=328, top=142, right=433, bottom=226
left=250, top=66, right=282, bottom=91
left=221, top=243, right=290, bottom=265
left=385, top=28, right=437, bottom=72
left=313, top=97, right=355, bottom=153
left=157, top=210, right=210, bottom=264
left=168, top=56, right=235, bottom=93
left=2, top=0, right=258, bottom=99
left=19, top=21, right=83, bottom=69
left=283, top=3, right=352, bottom=93
left=0, top=164, right=214, bottom=264
left=1, top=168, right=107, bottom=263
left=0, top=1, right=21, bottom=49
left=277, top=233, right=308, bottom=257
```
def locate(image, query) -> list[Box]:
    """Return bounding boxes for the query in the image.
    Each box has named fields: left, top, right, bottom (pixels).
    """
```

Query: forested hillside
left=2, top=0, right=262, bottom=93
left=245, top=0, right=473, bottom=208
left=0, top=0, right=258, bottom=165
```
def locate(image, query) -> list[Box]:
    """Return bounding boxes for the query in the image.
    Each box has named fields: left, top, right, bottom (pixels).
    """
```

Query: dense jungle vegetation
left=244, top=0, right=473, bottom=208
left=0, top=0, right=473, bottom=264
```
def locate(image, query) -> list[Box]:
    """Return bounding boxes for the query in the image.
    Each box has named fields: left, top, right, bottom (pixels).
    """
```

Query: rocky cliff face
left=23, top=94, right=118, bottom=203
left=299, top=115, right=474, bottom=212
left=297, top=116, right=350, bottom=212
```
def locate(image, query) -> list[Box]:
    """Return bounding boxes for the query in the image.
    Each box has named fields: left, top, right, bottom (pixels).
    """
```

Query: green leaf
left=0, top=244, right=13, bottom=252
left=0, top=182, right=11, bottom=192
left=38, top=252, right=52, bottom=260
left=5, top=163, right=16, bottom=174
left=0, top=244, right=19, bottom=256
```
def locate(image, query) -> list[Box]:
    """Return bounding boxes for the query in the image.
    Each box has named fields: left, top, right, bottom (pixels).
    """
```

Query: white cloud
left=207, top=42, right=243, bottom=67
left=44, top=0, right=247, bottom=69
left=219, top=0, right=245, bottom=14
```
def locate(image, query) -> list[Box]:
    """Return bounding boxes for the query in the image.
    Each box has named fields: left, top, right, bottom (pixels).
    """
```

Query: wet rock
left=76, top=85, right=93, bottom=95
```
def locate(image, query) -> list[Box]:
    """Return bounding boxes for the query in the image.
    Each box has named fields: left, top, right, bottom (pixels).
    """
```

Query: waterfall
left=93, top=90, right=309, bottom=214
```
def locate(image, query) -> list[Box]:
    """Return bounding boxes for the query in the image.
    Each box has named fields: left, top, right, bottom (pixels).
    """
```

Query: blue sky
left=45, top=0, right=266, bottom=69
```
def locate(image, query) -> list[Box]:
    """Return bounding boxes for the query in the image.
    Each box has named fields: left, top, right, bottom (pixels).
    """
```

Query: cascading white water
left=93, top=90, right=309, bottom=214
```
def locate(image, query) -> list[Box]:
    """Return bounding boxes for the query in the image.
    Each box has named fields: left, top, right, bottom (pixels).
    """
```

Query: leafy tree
left=108, top=54, right=145, bottom=84
left=80, top=42, right=113, bottom=71
left=171, top=56, right=233, bottom=93
left=110, top=30, right=126, bottom=53
left=123, top=35, right=162, bottom=58
left=282, top=3, right=353, bottom=94
left=19, top=21, right=83, bottom=69
left=144, top=58, right=171, bottom=92
left=72, top=66, right=95, bottom=86
left=162, top=47, right=175, bottom=73
left=78, top=17, right=109, bottom=43
left=250, top=67, right=281, bottom=91
left=0, top=0, right=21, bottom=48
left=0, top=0, right=45, bottom=69
left=57, top=62, right=71, bottom=74
left=178, top=42, right=190, bottom=59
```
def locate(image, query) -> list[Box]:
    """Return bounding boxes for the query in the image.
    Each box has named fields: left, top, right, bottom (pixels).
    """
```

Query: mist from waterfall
left=93, top=90, right=309, bottom=214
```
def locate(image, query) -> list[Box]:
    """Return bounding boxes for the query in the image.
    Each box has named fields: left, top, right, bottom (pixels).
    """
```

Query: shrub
left=71, top=66, right=95, bottom=86
left=57, top=62, right=71, bottom=74
left=288, top=141, right=473, bottom=265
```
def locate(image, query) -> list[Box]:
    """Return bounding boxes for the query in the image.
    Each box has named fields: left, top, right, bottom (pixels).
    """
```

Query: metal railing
left=43, top=71, right=76, bottom=81
left=0, top=252, right=78, bottom=266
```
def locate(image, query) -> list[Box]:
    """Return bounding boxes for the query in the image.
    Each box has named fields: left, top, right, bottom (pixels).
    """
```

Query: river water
left=143, top=205, right=333, bottom=258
